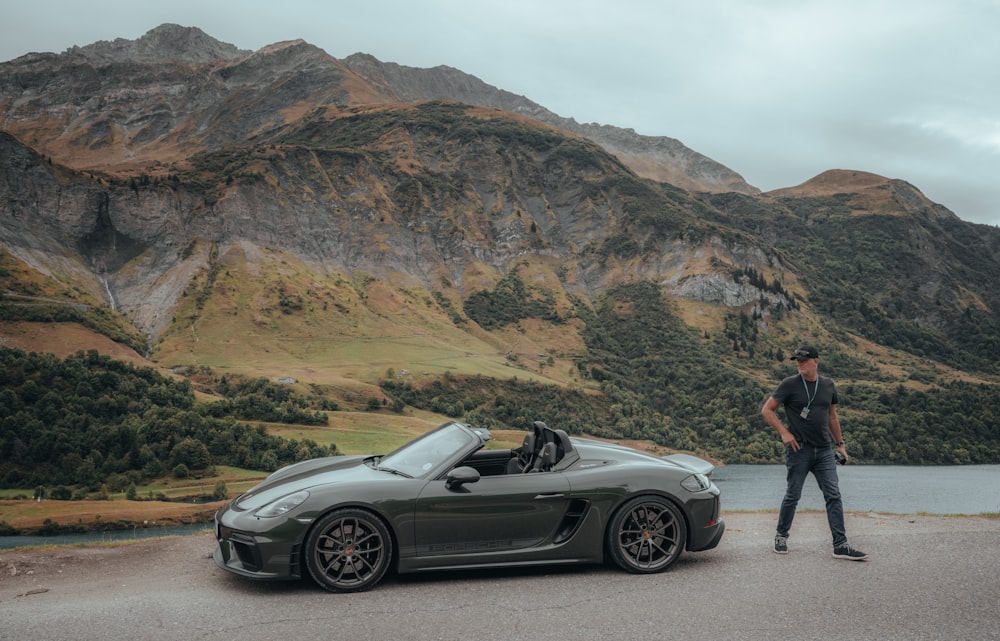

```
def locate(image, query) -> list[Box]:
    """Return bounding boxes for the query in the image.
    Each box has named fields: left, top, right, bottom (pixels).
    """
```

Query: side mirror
left=445, top=466, right=480, bottom=489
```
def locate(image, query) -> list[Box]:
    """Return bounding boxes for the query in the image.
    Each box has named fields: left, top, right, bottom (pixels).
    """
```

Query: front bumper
left=693, top=517, right=725, bottom=552
left=687, top=492, right=725, bottom=552
left=213, top=510, right=305, bottom=581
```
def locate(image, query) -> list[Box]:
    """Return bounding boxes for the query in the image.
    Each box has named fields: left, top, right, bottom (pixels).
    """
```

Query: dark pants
left=777, top=443, right=847, bottom=547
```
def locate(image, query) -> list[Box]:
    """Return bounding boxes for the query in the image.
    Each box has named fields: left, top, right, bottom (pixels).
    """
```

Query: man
left=761, top=345, right=867, bottom=560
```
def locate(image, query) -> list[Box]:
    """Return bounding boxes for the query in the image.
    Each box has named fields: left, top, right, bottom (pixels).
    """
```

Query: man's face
left=795, top=357, right=818, bottom=378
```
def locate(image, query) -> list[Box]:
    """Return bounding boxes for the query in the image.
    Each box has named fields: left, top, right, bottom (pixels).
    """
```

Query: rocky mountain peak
left=340, top=54, right=758, bottom=195
left=66, top=23, right=248, bottom=65
left=2, top=24, right=756, bottom=196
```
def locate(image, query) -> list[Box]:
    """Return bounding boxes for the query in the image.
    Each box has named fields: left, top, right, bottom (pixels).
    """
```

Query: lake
left=1, top=465, right=997, bottom=549
left=712, top=464, right=1000, bottom=515
left=0, top=522, right=211, bottom=550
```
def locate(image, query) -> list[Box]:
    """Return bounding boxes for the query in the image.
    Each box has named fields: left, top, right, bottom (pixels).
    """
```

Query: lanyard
left=800, top=375, right=818, bottom=410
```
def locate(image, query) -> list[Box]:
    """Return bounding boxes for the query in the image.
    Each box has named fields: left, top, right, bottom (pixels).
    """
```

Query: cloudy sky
left=4, top=0, right=999, bottom=226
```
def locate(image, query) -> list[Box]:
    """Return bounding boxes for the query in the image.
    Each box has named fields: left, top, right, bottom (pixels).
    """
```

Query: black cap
left=790, top=345, right=819, bottom=361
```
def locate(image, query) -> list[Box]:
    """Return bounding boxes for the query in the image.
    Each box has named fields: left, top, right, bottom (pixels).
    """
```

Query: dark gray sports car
left=214, top=420, right=724, bottom=592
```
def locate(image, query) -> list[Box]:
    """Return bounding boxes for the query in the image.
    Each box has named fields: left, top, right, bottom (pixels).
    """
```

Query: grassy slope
left=0, top=497, right=225, bottom=532
left=0, top=321, right=148, bottom=364
left=1, top=268, right=549, bottom=531
left=151, top=246, right=582, bottom=400
left=12, top=242, right=978, bottom=531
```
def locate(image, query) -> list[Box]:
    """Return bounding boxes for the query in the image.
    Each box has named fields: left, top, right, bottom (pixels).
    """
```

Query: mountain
left=2, top=24, right=999, bottom=465
left=339, top=53, right=757, bottom=194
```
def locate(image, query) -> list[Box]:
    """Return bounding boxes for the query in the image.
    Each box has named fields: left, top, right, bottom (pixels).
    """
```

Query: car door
left=412, top=471, right=572, bottom=557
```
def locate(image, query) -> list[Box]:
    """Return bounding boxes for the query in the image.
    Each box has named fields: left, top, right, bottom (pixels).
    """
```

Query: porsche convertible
left=214, top=420, right=724, bottom=592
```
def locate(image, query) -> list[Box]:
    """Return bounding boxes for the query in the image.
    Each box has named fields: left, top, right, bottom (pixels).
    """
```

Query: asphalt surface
left=1, top=511, right=998, bottom=641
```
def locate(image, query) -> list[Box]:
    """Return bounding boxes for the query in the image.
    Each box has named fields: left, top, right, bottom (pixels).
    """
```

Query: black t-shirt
left=771, top=374, right=838, bottom=446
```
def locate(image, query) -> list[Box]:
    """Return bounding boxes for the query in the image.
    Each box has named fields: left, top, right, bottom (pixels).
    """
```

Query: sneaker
left=833, top=544, right=868, bottom=561
left=773, top=534, right=788, bottom=554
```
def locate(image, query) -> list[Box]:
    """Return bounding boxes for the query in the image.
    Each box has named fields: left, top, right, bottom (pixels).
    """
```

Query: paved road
left=1, top=512, right=998, bottom=641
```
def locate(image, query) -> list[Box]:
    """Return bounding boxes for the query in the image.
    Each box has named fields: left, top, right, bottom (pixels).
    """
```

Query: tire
left=606, top=496, right=686, bottom=573
left=304, top=508, right=393, bottom=593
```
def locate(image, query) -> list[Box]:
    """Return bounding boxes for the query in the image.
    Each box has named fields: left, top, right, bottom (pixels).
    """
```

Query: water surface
left=3, top=465, right=996, bottom=549
left=713, top=464, right=1000, bottom=515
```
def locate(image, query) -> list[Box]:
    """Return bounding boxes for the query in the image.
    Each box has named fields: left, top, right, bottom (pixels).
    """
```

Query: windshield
left=378, top=422, right=485, bottom=478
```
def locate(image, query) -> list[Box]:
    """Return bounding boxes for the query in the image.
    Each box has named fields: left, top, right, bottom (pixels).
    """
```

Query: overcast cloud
left=3, top=0, right=999, bottom=226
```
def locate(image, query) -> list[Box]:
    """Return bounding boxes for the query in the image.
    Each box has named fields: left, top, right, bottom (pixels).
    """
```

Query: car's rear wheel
left=305, top=509, right=393, bottom=592
left=606, top=496, right=686, bottom=573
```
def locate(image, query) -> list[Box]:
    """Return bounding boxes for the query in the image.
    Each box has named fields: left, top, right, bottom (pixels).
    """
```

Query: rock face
left=1, top=24, right=754, bottom=195
left=2, top=23, right=998, bottom=365
left=571, top=122, right=757, bottom=193
left=0, top=24, right=772, bottom=343
left=340, top=54, right=758, bottom=194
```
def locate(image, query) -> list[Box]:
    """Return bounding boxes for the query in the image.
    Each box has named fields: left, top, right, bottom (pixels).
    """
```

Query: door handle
left=534, top=493, right=565, bottom=499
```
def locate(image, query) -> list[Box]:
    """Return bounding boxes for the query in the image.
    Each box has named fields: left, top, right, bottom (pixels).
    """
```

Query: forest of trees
left=383, top=281, right=1000, bottom=465
left=463, top=269, right=563, bottom=329
left=0, top=348, right=337, bottom=491
left=3, top=266, right=998, bottom=507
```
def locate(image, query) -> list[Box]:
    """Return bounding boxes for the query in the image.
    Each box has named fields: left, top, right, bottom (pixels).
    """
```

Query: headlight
left=680, top=473, right=711, bottom=492
left=255, top=490, right=309, bottom=517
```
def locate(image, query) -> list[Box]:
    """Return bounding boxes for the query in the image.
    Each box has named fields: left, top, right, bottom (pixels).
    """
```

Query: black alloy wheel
left=606, top=496, right=686, bottom=573
left=305, top=508, right=393, bottom=592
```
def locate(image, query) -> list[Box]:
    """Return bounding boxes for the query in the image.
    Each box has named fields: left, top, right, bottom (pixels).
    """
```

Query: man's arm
left=762, top=396, right=800, bottom=451
left=828, top=404, right=848, bottom=462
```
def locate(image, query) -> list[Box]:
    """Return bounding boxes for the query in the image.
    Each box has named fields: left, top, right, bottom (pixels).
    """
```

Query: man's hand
left=762, top=396, right=799, bottom=451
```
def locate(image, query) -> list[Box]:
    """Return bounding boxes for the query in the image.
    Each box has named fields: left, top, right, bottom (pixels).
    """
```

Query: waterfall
left=102, top=276, right=117, bottom=311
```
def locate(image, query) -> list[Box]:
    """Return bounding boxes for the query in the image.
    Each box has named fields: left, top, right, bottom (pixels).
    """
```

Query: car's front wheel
left=305, top=508, right=393, bottom=592
left=606, top=496, right=686, bottom=573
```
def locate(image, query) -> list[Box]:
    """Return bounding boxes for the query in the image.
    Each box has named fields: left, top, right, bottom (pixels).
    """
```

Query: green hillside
left=2, top=88, right=999, bottom=473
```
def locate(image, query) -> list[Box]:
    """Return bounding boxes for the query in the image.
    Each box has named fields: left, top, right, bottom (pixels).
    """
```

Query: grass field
left=0, top=253, right=591, bottom=534
left=0, top=409, right=533, bottom=533
left=0, top=497, right=226, bottom=531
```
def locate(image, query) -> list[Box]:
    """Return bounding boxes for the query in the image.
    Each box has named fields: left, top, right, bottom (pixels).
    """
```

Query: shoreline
left=2, top=509, right=996, bottom=553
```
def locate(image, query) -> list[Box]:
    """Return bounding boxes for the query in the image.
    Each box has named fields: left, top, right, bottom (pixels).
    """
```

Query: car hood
left=234, top=455, right=375, bottom=511
left=660, top=452, right=716, bottom=476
